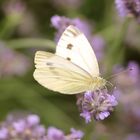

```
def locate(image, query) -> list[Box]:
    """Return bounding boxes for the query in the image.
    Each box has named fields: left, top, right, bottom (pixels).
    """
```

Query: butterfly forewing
left=56, top=25, right=99, bottom=77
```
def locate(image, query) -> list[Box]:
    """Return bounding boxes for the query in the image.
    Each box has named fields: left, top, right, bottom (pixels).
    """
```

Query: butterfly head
left=89, top=77, right=107, bottom=91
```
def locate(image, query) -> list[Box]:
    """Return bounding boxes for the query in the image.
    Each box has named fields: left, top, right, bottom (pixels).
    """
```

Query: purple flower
left=80, top=111, right=92, bottom=123
left=115, top=0, right=129, bottom=17
left=125, top=133, right=140, bottom=140
left=115, top=0, right=140, bottom=22
left=0, top=42, right=31, bottom=77
left=47, top=127, right=84, bottom=140
left=0, top=114, right=47, bottom=139
left=2, top=0, right=25, bottom=16
left=127, top=61, right=140, bottom=83
left=77, top=90, right=118, bottom=123
left=69, top=128, right=84, bottom=139
left=51, top=15, right=92, bottom=42
left=91, top=35, right=106, bottom=60
left=0, top=128, right=8, bottom=139
left=27, top=114, right=40, bottom=126
left=122, top=102, right=140, bottom=132
left=113, top=61, right=140, bottom=87
left=0, top=113, right=84, bottom=140
left=47, top=127, right=65, bottom=140
left=12, top=120, right=26, bottom=133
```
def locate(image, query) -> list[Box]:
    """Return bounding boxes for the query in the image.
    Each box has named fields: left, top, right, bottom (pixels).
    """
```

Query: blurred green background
left=0, top=0, right=140, bottom=139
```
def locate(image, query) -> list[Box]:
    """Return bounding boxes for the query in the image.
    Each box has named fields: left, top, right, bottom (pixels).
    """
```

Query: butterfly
left=33, top=25, right=106, bottom=94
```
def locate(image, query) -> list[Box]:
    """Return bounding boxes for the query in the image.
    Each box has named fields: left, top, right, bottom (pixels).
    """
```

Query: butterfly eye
left=67, top=44, right=73, bottom=50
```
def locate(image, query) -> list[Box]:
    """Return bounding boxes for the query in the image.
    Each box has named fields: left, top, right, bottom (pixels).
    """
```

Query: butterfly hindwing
left=56, top=25, right=100, bottom=77
left=34, top=51, right=92, bottom=94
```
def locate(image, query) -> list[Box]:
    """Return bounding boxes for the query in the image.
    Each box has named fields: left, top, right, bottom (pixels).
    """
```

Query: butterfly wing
left=33, top=51, right=92, bottom=94
left=56, top=25, right=99, bottom=77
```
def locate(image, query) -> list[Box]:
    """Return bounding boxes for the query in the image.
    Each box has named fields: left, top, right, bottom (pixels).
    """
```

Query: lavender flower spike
left=77, top=89, right=118, bottom=123
left=47, top=127, right=65, bottom=140
left=51, top=15, right=92, bottom=42
left=0, top=113, right=84, bottom=140
left=0, top=113, right=47, bottom=139
left=115, top=0, right=140, bottom=22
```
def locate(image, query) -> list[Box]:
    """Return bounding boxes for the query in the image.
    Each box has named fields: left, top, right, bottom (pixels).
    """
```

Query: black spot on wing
left=66, top=57, right=71, bottom=61
left=46, top=62, right=53, bottom=66
left=67, top=44, right=73, bottom=49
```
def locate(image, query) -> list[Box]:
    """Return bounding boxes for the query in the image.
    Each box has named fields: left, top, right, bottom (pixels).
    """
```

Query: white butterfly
left=33, top=25, right=106, bottom=94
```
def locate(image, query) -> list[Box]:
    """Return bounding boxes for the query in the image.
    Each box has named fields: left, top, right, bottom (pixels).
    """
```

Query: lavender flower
left=127, top=61, right=139, bottom=83
left=124, top=103, right=140, bottom=132
left=66, top=128, right=84, bottom=140
left=113, top=62, right=140, bottom=99
left=0, top=113, right=84, bottom=140
left=113, top=61, right=140, bottom=87
left=0, top=114, right=47, bottom=140
left=113, top=61, right=140, bottom=133
left=0, top=128, right=8, bottom=139
left=47, top=127, right=84, bottom=140
left=51, top=15, right=92, bottom=42
left=125, top=133, right=140, bottom=140
left=47, top=127, right=65, bottom=140
left=77, top=90, right=118, bottom=123
left=2, top=0, right=25, bottom=16
left=0, top=42, right=31, bottom=77
left=115, top=0, right=140, bottom=22
left=91, top=35, right=106, bottom=60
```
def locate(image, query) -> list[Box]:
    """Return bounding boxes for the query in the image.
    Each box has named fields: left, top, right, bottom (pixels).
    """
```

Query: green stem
left=6, top=38, right=56, bottom=50
left=0, top=15, right=23, bottom=39
left=97, top=25, right=116, bottom=42
left=105, top=19, right=130, bottom=72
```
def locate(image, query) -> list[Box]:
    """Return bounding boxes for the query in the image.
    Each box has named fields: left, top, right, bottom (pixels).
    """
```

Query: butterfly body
left=34, top=25, right=107, bottom=94
left=88, top=77, right=106, bottom=91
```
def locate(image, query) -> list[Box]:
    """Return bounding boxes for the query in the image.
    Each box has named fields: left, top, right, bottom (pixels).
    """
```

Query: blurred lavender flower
left=125, top=133, right=140, bottom=140
left=123, top=103, right=140, bottom=132
left=113, top=61, right=140, bottom=133
left=0, top=113, right=84, bottom=140
left=0, top=114, right=47, bottom=140
left=17, top=12, right=39, bottom=36
left=112, top=61, right=140, bottom=108
left=47, top=127, right=65, bottom=140
left=113, top=61, right=140, bottom=87
left=51, top=15, right=92, bottom=42
left=2, top=0, right=25, bottom=16
left=68, top=128, right=84, bottom=139
left=115, top=0, right=140, bottom=22
left=91, top=35, right=106, bottom=60
left=0, top=128, right=8, bottom=139
left=0, top=42, right=31, bottom=77
left=3, top=0, right=25, bottom=15
left=127, top=61, right=139, bottom=83
left=77, top=90, right=118, bottom=123
left=47, top=127, right=84, bottom=140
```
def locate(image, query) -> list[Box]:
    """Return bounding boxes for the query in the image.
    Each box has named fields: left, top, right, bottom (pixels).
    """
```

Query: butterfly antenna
left=105, top=80, right=115, bottom=90
left=105, top=80, right=117, bottom=93
left=106, top=81, right=113, bottom=87
left=106, top=67, right=133, bottom=80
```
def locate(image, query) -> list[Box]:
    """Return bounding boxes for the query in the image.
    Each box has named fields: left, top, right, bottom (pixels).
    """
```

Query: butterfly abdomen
left=89, top=77, right=106, bottom=91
